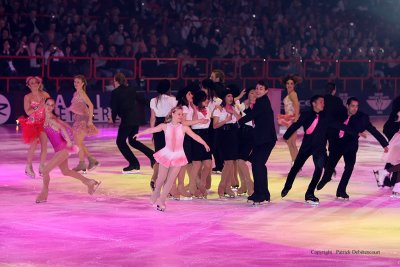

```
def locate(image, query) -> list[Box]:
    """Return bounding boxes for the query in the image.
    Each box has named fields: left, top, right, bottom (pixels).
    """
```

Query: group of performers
left=18, top=71, right=400, bottom=211
left=19, top=75, right=100, bottom=203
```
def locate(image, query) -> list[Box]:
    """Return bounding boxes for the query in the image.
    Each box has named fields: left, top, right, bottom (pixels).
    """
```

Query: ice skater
left=317, top=97, right=388, bottom=200
left=134, top=106, right=210, bottom=211
left=68, top=75, right=99, bottom=173
left=19, top=76, right=49, bottom=178
left=238, top=80, right=277, bottom=204
left=281, top=95, right=355, bottom=205
left=35, top=98, right=101, bottom=203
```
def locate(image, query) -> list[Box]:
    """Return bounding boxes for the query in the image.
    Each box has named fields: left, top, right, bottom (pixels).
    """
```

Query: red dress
left=18, top=101, right=45, bottom=143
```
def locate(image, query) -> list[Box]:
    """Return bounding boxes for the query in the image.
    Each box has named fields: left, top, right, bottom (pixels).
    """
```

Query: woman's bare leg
left=36, top=150, right=69, bottom=202
left=151, top=164, right=169, bottom=205
left=219, top=160, right=235, bottom=197
left=287, top=133, right=298, bottom=162
left=199, top=160, right=212, bottom=196
left=58, top=159, right=99, bottom=194
left=157, top=166, right=182, bottom=209
left=38, top=132, right=48, bottom=175
left=190, top=161, right=202, bottom=194
left=26, top=139, right=38, bottom=178
left=73, top=132, right=87, bottom=171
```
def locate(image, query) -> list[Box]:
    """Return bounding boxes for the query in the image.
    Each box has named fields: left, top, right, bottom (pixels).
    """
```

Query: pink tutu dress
left=154, top=123, right=188, bottom=167
left=69, top=92, right=98, bottom=136
left=18, top=101, right=45, bottom=143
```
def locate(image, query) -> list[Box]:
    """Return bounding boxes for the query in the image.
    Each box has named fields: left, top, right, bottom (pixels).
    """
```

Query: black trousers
left=386, top=164, right=400, bottom=186
left=210, top=127, right=223, bottom=170
left=284, top=144, right=326, bottom=196
left=116, top=124, right=154, bottom=168
left=321, top=143, right=357, bottom=194
left=250, top=141, right=276, bottom=199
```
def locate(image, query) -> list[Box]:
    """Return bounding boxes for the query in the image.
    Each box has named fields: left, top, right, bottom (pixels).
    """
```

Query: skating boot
left=336, top=191, right=350, bottom=200
left=305, top=194, right=320, bottom=205
left=73, top=161, right=87, bottom=173
left=87, top=157, right=100, bottom=171
left=25, top=165, right=35, bottom=178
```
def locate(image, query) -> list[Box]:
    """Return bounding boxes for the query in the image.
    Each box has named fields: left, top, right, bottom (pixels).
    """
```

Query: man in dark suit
left=317, top=97, right=389, bottom=199
left=110, top=72, right=155, bottom=173
left=281, top=95, right=327, bottom=204
left=324, top=83, right=346, bottom=121
left=324, top=82, right=347, bottom=177
left=210, top=69, right=225, bottom=173
left=238, top=81, right=277, bottom=203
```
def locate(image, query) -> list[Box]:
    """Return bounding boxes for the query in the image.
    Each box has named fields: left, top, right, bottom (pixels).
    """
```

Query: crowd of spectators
left=0, top=0, right=399, bottom=83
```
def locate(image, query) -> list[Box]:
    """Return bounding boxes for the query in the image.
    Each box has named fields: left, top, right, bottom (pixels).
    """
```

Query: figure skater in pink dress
left=134, top=106, right=210, bottom=211
left=19, top=76, right=49, bottom=178
left=35, top=98, right=101, bottom=203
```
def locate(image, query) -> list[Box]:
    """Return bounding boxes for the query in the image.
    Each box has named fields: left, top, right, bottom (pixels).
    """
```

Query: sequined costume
left=153, top=123, right=188, bottom=167
left=277, top=94, right=296, bottom=127
left=18, top=101, right=45, bottom=143
left=69, top=91, right=98, bottom=136
left=44, top=122, right=78, bottom=154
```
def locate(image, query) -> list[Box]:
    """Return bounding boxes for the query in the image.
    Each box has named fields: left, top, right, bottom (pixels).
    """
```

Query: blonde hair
left=212, top=69, right=225, bottom=83
left=26, top=76, right=44, bottom=92
left=74, top=75, right=87, bottom=92
left=165, top=106, right=183, bottom=123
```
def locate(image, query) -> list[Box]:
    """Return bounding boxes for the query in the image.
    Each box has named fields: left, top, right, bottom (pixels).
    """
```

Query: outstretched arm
left=133, top=123, right=166, bottom=139
left=366, top=121, right=389, bottom=148
left=283, top=116, right=304, bottom=140
left=184, top=126, right=210, bottom=152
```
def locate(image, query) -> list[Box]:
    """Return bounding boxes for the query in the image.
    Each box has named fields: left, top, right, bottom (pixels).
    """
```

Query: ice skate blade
left=122, top=170, right=140, bottom=174
left=305, top=200, right=319, bottom=205
left=156, top=205, right=165, bottom=212
left=390, top=193, right=400, bottom=199
left=89, top=180, right=101, bottom=195
left=88, top=162, right=100, bottom=171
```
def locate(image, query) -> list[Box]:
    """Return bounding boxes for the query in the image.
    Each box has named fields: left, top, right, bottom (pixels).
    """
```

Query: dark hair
left=346, top=96, right=359, bottom=106
left=45, top=97, right=57, bottom=116
left=220, top=90, right=234, bottom=108
left=256, top=80, right=268, bottom=89
left=202, top=78, right=214, bottom=90
left=245, top=87, right=256, bottom=99
left=176, top=86, right=195, bottom=107
left=193, top=90, right=208, bottom=108
left=282, top=75, right=302, bottom=86
left=155, top=79, right=171, bottom=107
left=389, top=96, right=400, bottom=122
left=226, top=85, right=241, bottom=101
left=114, top=72, right=127, bottom=86
left=201, top=78, right=216, bottom=99
left=326, top=82, right=336, bottom=94
left=310, top=95, right=324, bottom=105
left=156, top=79, right=170, bottom=94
